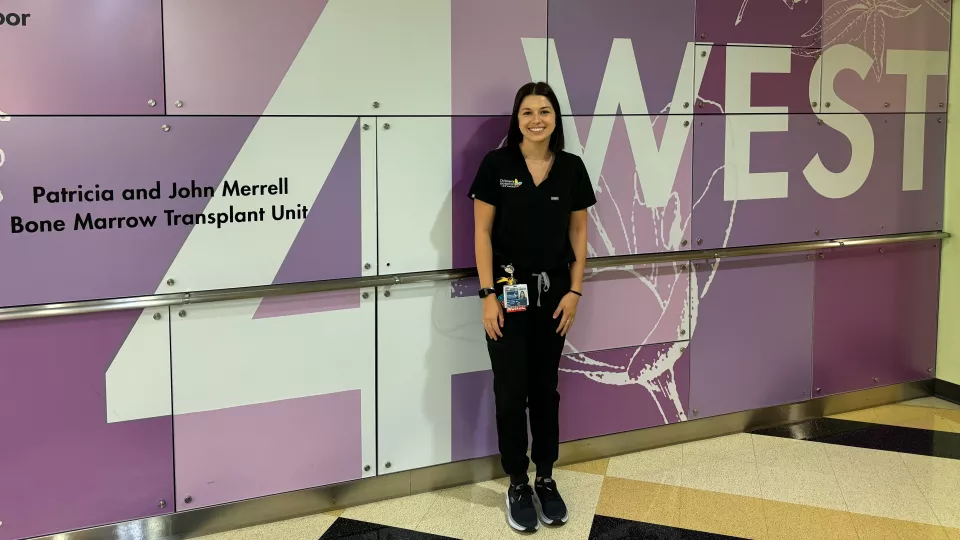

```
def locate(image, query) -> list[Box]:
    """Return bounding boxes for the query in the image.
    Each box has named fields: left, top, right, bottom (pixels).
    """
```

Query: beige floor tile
left=679, top=486, right=768, bottom=539
left=415, top=479, right=511, bottom=540
left=340, top=490, right=439, bottom=530
left=947, top=527, right=960, bottom=540
left=191, top=513, right=337, bottom=540
left=850, top=512, right=952, bottom=540
left=868, top=405, right=960, bottom=433
left=414, top=470, right=602, bottom=540
left=681, top=433, right=756, bottom=468
left=558, top=458, right=609, bottom=476
left=828, top=408, right=880, bottom=423
left=681, top=456, right=762, bottom=499
left=761, top=500, right=858, bottom=540
left=902, top=397, right=960, bottom=411
left=824, top=445, right=941, bottom=526
left=325, top=509, right=345, bottom=518
left=605, top=445, right=682, bottom=486
left=595, top=477, right=681, bottom=528
left=757, top=464, right=847, bottom=511
left=901, top=453, right=960, bottom=529
left=752, top=435, right=833, bottom=475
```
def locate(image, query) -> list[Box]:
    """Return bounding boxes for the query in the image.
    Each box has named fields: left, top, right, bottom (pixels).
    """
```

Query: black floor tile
left=589, top=515, right=744, bottom=540
left=321, top=518, right=458, bottom=540
left=751, top=417, right=960, bottom=460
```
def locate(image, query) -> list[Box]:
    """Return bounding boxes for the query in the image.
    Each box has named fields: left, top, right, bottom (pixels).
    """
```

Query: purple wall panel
left=696, top=44, right=821, bottom=115
left=547, top=0, right=696, bottom=115
left=689, top=253, right=815, bottom=419
left=0, top=312, right=173, bottom=540
left=0, top=0, right=164, bottom=115
left=692, top=113, right=944, bottom=250
left=812, top=242, right=941, bottom=396
left=451, top=343, right=691, bottom=462
left=174, top=390, right=362, bottom=511
left=162, top=0, right=328, bottom=116
left=452, top=0, right=547, bottom=116
left=695, top=0, right=824, bottom=48
left=452, top=117, right=510, bottom=269
left=822, top=0, right=951, bottom=113
left=0, top=117, right=257, bottom=307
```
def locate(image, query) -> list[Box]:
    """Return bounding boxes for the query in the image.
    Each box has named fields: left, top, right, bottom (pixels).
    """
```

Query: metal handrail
left=0, top=230, right=948, bottom=322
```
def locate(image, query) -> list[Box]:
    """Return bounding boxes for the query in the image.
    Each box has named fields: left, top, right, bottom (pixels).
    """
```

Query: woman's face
left=517, top=95, right=555, bottom=144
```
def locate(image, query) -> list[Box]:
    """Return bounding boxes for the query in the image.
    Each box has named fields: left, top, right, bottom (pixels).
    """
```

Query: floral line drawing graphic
left=782, top=0, right=949, bottom=82
left=737, top=0, right=809, bottom=26
left=559, top=98, right=737, bottom=426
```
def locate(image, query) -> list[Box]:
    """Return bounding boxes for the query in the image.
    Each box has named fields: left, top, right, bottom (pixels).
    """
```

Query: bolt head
left=384, top=290, right=391, bottom=298
left=383, top=123, right=391, bottom=130
left=161, top=124, right=170, bottom=132
left=158, top=500, right=167, bottom=509
left=364, top=465, right=371, bottom=472
left=147, top=99, right=157, bottom=107
left=178, top=310, right=187, bottom=318
left=153, top=312, right=162, bottom=321
left=174, top=100, right=183, bottom=108
left=184, top=496, right=193, bottom=504
left=166, top=278, right=175, bottom=286
left=385, top=461, right=392, bottom=469
left=372, top=101, right=381, bottom=108
left=362, top=124, right=370, bottom=131
left=362, top=292, right=369, bottom=299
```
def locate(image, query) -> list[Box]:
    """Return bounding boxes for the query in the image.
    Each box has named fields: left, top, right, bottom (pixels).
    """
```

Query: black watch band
left=478, top=287, right=496, bottom=298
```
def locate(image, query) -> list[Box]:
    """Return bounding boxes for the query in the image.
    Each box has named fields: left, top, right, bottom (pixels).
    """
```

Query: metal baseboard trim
left=934, top=378, right=960, bottom=405
left=28, top=380, right=932, bottom=540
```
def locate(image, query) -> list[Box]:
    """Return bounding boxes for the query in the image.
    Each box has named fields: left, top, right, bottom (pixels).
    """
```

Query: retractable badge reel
left=498, top=264, right=529, bottom=313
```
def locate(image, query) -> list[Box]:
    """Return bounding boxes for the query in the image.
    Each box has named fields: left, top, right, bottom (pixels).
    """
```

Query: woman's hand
left=483, top=295, right=504, bottom=340
left=553, top=292, right=580, bottom=336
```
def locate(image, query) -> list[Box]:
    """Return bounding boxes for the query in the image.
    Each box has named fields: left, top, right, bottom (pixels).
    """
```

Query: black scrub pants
left=486, top=266, right=571, bottom=484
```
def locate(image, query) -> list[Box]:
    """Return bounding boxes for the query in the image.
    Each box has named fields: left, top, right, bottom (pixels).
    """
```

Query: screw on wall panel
left=818, top=253, right=825, bottom=259
left=816, top=388, right=822, bottom=393
left=873, top=377, right=879, bottom=383
left=174, top=100, right=183, bottom=108
left=878, top=248, right=884, bottom=254
left=383, top=123, right=391, bottom=130
left=939, top=102, right=945, bottom=108
left=364, top=465, right=371, bottom=472
left=372, top=101, right=380, bottom=108
left=362, top=292, right=369, bottom=299
left=148, top=99, right=157, bottom=107
left=153, top=312, right=162, bottom=321
left=814, top=229, right=820, bottom=236
left=693, top=409, right=699, bottom=416
left=700, top=50, right=707, bottom=57
left=384, top=291, right=391, bottom=298
left=161, top=124, right=170, bottom=132
left=884, top=102, right=891, bottom=108
left=683, top=120, right=690, bottom=127
left=697, top=238, right=703, bottom=245
left=817, top=119, right=824, bottom=125
left=683, top=102, right=689, bottom=108
left=700, top=32, right=707, bottom=39
left=158, top=500, right=167, bottom=509
left=680, top=264, right=687, bottom=271
left=184, top=496, right=193, bottom=504
left=362, top=124, right=370, bottom=131
left=679, top=329, right=687, bottom=336
left=698, top=100, right=704, bottom=108
left=178, top=309, right=187, bottom=318
left=928, top=368, right=933, bottom=373
left=811, top=101, right=818, bottom=107
left=938, top=118, right=943, bottom=123
left=680, top=347, right=686, bottom=353
left=166, top=278, right=175, bottom=286
left=806, top=254, right=812, bottom=260
left=681, top=239, right=688, bottom=246
left=364, top=262, right=372, bottom=270
left=824, top=102, right=831, bottom=108
left=385, top=462, right=392, bottom=469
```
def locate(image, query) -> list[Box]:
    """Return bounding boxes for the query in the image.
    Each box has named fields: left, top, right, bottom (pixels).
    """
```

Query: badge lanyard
left=498, top=264, right=529, bottom=313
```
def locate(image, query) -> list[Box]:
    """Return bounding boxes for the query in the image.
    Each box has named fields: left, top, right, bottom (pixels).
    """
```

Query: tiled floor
left=194, top=397, right=960, bottom=540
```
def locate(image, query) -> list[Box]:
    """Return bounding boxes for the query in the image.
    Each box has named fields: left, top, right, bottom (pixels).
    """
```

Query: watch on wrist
left=478, top=287, right=496, bottom=299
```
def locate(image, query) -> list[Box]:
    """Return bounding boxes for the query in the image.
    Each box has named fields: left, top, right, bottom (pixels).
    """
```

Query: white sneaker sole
left=505, top=491, right=539, bottom=533
left=533, top=493, right=569, bottom=526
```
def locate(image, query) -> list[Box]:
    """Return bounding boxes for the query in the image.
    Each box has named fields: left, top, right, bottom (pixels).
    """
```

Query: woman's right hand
left=482, top=295, right=504, bottom=340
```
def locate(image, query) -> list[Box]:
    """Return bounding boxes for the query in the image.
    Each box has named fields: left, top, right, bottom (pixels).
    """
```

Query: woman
left=469, top=81, right=596, bottom=532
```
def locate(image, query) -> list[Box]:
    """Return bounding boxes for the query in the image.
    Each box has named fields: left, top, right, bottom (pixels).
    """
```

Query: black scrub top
left=468, top=145, right=598, bottom=273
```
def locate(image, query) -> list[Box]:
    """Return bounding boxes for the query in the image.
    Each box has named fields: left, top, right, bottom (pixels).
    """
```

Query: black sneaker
left=505, top=482, right=539, bottom=533
left=534, top=477, right=568, bottom=526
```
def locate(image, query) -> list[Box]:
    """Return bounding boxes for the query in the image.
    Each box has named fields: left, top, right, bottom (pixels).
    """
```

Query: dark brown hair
left=507, top=81, right=565, bottom=152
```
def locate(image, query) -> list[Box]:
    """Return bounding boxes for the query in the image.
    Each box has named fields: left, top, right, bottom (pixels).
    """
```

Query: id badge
left=503, top=283, right=529, bottom=313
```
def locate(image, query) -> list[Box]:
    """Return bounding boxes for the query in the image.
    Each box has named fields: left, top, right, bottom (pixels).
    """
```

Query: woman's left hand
left=553, top=292, right=580, bottom=336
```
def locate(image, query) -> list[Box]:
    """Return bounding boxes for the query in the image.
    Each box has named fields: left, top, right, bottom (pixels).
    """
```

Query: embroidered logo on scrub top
left=499, top=178, right=522, bottom=188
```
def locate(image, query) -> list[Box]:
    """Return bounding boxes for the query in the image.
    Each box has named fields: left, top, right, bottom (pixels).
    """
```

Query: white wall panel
left=104, top=307, right=172, bottom=423
left=376, top=280, right=489, bottom=473
left=377, top=118, right=454, bottom=274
